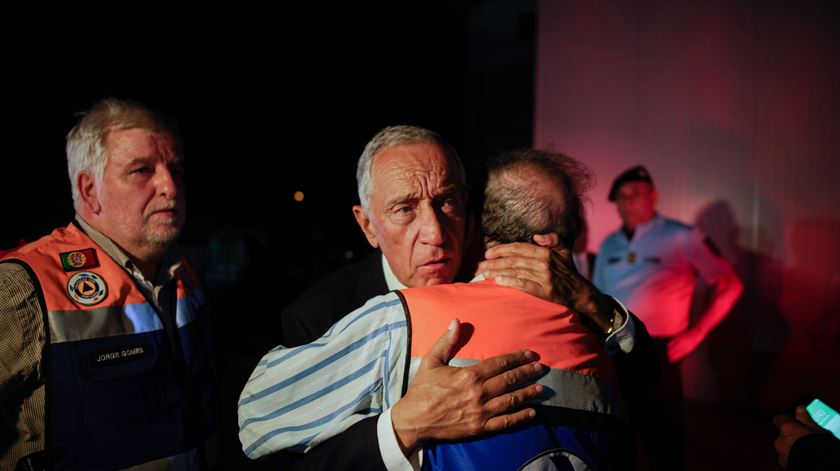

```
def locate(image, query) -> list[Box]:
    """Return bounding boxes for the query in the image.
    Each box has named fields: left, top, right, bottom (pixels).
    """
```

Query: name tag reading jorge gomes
left=91, top=344, right=150, bottom=367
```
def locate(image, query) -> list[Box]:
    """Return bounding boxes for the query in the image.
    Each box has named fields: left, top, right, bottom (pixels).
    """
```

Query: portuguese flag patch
left=59, top=248, right=100, bottom=272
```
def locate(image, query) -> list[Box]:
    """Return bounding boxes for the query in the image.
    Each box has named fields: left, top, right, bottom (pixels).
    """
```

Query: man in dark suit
left=282, top=250, right=387, bottom=347
left=276, top=127, right=646, bottom=470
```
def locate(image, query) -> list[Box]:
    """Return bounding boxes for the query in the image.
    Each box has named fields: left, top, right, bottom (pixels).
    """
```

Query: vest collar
left=74, top=215, right=183, bottom=290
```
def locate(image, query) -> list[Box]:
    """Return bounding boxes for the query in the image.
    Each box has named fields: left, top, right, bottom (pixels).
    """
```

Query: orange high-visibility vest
left=398, top=280, right=628, bottom=470
left=1, top=222, right=217, bottom=470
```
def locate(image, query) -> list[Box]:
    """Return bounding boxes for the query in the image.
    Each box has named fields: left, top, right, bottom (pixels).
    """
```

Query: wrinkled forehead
left=104, top=128, right=181, bottom=161
left=370, top=142, right=465, bottom=195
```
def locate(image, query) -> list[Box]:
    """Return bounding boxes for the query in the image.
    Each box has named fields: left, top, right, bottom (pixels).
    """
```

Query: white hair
left=66, top=98, right=181, bottom=210
left=356, top=125, right=465, bottom=209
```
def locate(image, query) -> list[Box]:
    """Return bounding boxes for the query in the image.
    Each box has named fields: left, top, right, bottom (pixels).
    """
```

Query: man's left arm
left=666, top=268, right=743, bottom=362
left=666, top=230, right=744, bottom=362
left=237, top=293, right=409, bottom=461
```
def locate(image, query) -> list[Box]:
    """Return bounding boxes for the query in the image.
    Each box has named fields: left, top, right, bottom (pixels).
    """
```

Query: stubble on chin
left=142, top=203, right=184, bottom=245
left=145, top=227, right=180, bottom=245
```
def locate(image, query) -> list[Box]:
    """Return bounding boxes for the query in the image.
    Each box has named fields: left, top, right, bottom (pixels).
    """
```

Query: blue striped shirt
left=238, top=285, right=635, bottom=461
left=238, top=292, right=410, bottom=459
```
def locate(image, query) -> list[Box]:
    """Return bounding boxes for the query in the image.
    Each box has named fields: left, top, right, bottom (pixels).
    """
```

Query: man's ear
left=533, top=232, right=561, bottom=249
left=78, top=172, right=101, bottom=214
left=352, top=205, right=379, bottom=248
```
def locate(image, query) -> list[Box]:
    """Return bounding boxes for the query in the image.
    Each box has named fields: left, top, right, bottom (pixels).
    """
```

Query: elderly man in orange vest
left=0, top=99, right=218, bottom=470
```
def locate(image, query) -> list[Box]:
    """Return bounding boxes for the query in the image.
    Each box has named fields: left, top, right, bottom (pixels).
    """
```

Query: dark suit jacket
left=282, top=250, right=388, bottom=347
left=279, top=250, right=390, bottom=470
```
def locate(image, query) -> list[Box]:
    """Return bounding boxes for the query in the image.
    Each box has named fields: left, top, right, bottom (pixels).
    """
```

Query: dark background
left=3, top=0, right=536, bottom=337
left=3, top=2, right=538, bottom=315
left=3, top=2, right=538, bottom=467
left=3, top=2, right=535, bottom=252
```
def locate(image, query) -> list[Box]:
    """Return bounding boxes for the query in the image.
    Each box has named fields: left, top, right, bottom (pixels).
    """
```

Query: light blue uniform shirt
left=593, top=215, right=731, bottom=337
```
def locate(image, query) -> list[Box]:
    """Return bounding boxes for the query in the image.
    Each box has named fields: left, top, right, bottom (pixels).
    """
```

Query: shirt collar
left=382, top=253, right=485, bottom=290
left=634, top=213, right=664, bottom=239
left=75, top=215, right=183, bottom=287
left=622, top=213, right=663, bottom=241
left=381, top=253, right=408, bottom=291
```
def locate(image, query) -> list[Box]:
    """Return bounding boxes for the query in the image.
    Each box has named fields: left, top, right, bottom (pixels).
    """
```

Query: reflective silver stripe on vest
left=176, top=288, right=205, bottom=327
left=408, top=357, right=626, bottom=419
left=49, top=289, right=205, bottom=343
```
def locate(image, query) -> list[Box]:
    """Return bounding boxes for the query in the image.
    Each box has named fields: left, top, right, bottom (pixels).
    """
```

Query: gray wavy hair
left=66, top=98, right=181, bottom=210
left=356, top=125, right=465, bottom=209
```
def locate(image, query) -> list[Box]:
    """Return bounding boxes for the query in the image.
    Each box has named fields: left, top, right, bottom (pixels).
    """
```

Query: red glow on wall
left=535, top=0, right=840, bottom=414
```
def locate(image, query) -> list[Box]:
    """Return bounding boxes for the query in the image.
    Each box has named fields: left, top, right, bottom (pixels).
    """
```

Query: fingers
left=492, top=275, right=552, bottom=301
left=481, top=383, right=545, bottom=433
left=668, top=330, right=706, bottom=362
left=795, top=405, right=819, bottom=428
left=401, top=348, right=546, bottom=444
left=666, top=335, right=694, bottom=363
left=482, top=240, right=574, bottom=274
left=485, top=383, right=544, bottom=412
left=666, top=339, right=684, bottom=363
left=482, top=246, right=584, bottom=305
left=419, top=319, right=460, bottom=369
left=773, top=413, right=793, bottom=430
left=484, top=265, right=548, bottom=287
left=484, top=242, right=548, bottom=262
left=479, top=253, right=551, bottom=283
left=550, top=246, right=574, bottom=266
left=773, top=408, right=823, bottom=435
left=479, top=241, right=574, bottom=288
left=667, top=345, right=690, bottom=363
left=482, top=406, right=538, bottom=433
left=483, top=364, right=545, bottom=400
left=466, top=349, right=539, bottom=381
left=482, top=264, right=544, bottom=280
left=480, top=257, right=553, bottom=298
left=492, top=276, right=557, bottom=303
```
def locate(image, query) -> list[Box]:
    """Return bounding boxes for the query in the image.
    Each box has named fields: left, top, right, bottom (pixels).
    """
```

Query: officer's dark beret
left=608, top=165, right=654, bottom=201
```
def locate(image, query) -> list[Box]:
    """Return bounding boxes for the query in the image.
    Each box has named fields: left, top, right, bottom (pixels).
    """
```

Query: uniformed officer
left=594, top=165, right=744, bottom=470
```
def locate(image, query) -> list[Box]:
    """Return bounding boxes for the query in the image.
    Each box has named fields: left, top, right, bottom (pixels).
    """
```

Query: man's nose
left=418, top=206, right=445, bottom=245
left=155, top=165, right=179, bottom=198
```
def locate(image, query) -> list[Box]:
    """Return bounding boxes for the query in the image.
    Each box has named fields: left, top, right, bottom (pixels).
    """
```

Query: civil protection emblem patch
left=66, top=271, right=108, bottom=306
